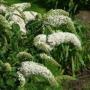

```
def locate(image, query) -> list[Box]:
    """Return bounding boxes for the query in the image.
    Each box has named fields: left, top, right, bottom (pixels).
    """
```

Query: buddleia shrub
left=0, top=1, right=89, bottom=90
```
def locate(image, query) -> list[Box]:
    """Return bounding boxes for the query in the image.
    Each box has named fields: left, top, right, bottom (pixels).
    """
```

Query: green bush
left=0, top=1, right=89, bottom=90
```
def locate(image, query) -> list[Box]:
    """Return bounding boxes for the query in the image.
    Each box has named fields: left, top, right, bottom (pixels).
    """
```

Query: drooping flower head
left=18, top=61, right=58, bottom=86
left=5, top=3, right=38, bottom=33
left=0, top=4, right=7, bottom=14
left=34, top=32, right=81, bottom=52
left=34, top=34, right=52, bottom=52
left=48, top=32, right=81, bottom=48
left=43, top=9, right=76, bottom=33
left=23, top=11, right=38, bottom=23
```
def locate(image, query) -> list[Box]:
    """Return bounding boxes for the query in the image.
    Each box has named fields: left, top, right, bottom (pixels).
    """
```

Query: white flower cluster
left=34, top=34, right=53, bottom=52
left=64, top=32, right=81, bottom=48
left=44, top=9, right=69, bottom=17
left=43, top=9, right=76, bottom=33
left=34, top=32, right=81, bottom=52
left=23, top=11, right=38, bottom=23
left=48, top=32, right=65, bottom=47
left=48, top=32, right=81, bottom=48
left=18, top=61, right=57, bottom=86
left=45, top=15, right=68, bottom=27
left=17, top=71, right=26, bottom=87
left=44, top=14, right=74, bottom=29
left=0, top=4, right=7, bottom=14
left=7, top=3, right=38, bottom=33
left=8, top=11, right=27, bottom=33
left=0, top=3, right=38, bottom=33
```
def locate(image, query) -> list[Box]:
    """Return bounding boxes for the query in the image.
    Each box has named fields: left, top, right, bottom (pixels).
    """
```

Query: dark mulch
left=63, top=68, right=90, bottom=90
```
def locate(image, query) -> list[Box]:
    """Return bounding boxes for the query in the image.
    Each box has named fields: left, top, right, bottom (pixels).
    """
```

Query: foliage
left=28, top=0, right=90, bottom=16
left=0, top=1, right=90, bottom=90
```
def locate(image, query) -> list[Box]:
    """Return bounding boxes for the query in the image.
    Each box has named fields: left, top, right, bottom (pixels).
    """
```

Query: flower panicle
left=18, top=61, right=58, bottom=87
left=34, top=32, right=81, bottom=52
left=34, top=34, right=52, bottom=53
left=43, top=9, right=76, bottom=33
left=48, top=32, right=81, bottom=48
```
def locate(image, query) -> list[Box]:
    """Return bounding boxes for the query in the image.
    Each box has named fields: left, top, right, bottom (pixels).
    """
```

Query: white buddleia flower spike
left=34, top=34, right=52, bottom=52
left=18, top=61, right=58, bottom=86
left=5, top=9, right=26, bottom=33
left=44, top=9, right=76, bottom=33
left=5, top=9, right=27, bottom=33
left=17, top=71, right=26, bottom=87
left=44, top=9, right=69, bottom=17
left=0, top=4, right=7, bottom=14
left=34, top=32, right=81, bottom=51
left=39, top=53, right=60, bottom=67
left=10, top=3, right=31, bottom=11
left=48, top=32, right=65, bottom=47
left=23, top=11, right=38, bottom=23
left=34, top=34, right=47, bottom=43
left=44, top=15, right=76, bottom=33
left=9, top=14, right=26, bottom=33
left=45, top=15, right=67, bottom=26
left=47, top=32, right=81, bottom=48
left=64, top=32, right=81, bottom=48
left=5, top=4, right=38, bottom=33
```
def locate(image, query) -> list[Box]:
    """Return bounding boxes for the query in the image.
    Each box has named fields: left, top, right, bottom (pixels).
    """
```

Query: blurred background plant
left=22, top=0, right=90, bottom=16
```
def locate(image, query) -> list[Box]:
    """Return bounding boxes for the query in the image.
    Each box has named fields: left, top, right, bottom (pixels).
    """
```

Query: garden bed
left=63, top=68, right=90, bottom=90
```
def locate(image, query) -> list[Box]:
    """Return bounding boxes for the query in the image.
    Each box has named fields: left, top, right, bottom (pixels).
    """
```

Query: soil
left=76, top=10, right=90, bottom=24
left=63, top=68, right=90, bottom=90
